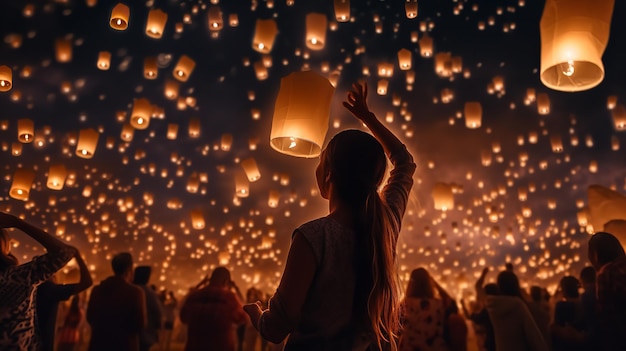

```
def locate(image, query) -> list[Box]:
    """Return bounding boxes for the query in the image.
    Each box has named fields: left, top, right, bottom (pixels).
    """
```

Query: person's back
left=133, top=266, right=163, bottom=351
left=400, top=297, right=448, bottom=351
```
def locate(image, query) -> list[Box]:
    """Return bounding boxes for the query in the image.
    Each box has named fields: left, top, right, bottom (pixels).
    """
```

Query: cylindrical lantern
left=110, top=3, right=130, bottom=30
left=144, top=57, right=158, bottom=79
left=167, top=123, right=178, bottom=140
left=97, top=51, right=111, bottom=70
left=241, top=158, right=261, bottom=182
left=377, top=62, right=394, bottom=78
left=268, top=190, right=280, bottom=208
left=254, top=61, right=268, bottom=81
left=537, top=93, right=550, bottom=114
left=235, top=171, right=250, bottom=198
left=55, top=38, right=72, bottom=63
left=612, top=104, right=626, bottom=131
left=377, top=79, right=389, bottom=95
left=76, top=128, right=99, bottom=159
left=120, top=123, right=134, bottom=142
left=47, top=164, right=67, bottom=190
left=464, top=102, right=482, bottom=129
left=220, top=133, right=233, bottom=151
left=305, top=13, right=327, bottom=50
left=11, top=142, right=22, bottom=156
left=252, top=19, right=278, bottom=53
left=208, top=6, right=223, bottom=31
left=270, top=70, right=335, bottom=158
left=10, top=168, right=35, bottom=201
left=0, top=65, right=12, bottom=92
left=607, top=95, right=618, bottom=110
left=191, top=210, right=205, bottom=230
left=164, top=80, right=179, bottom=99
left=432, top=183, right=454, bottom=211
left=334, top=0, right=350, bottom=22
left=189, top=117, right=201, bottom=138
left=419, top=34, right=433, bottom=57
left=173, top=55, right=195, bottom=82
left=146, top=8, right=168, bottom=39
left=550, top=134, right=564, bottom=152
left=130, top=98, right=151, bottom=130
left=405, top=0, right=418, bottom=19
left=540, top=0, right=614, bottom=91
left=397, top=49, right=412, bottom=70
left=17, top=118, right=34, bottom=143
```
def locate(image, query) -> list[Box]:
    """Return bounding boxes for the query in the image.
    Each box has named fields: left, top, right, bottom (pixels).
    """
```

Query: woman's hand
left=342, top=82, right=372, bottom=122
left=243, top=301, right=264, bottom=329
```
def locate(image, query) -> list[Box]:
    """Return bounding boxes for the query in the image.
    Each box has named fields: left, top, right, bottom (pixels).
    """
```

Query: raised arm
left=0, top=212, right=74, bottom=254
left=73, top=250, right=93, bottom=293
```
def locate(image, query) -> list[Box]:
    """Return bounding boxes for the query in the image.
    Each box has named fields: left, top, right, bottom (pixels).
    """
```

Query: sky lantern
left=220, top=133, right=233, bottom=151
left=305, top=13, right=327, bottom=50
left=188, top=118, right=201, bottom=138
left=419, top=34, right=433, bottom=57
left=268, top=190, right=280, bottom=208
left=17, top=118, right=34, bottom=143
left=405, top=0, right=418, bottom=19
left=334, top=0, right=350, bottom=22
left=235, top=171, right=250, bottom=198
left=208, top=6, right=223, bottom=31
left=377, top=63, right=394, bottom=78
left=252, top=19, right=278, bottom=53
left=229, top=14, right=239, bottom=27
left=377, top=79, right=389, bottom=95
left=254, top=61, right=269, bottom=81
left=11, top=142, right=22, bottom=156
left=270, top=70, right=335, bottom=158
left=47, top=164, right=67, bottom=190
left=130, top=98, right=151, bottom=130
left=432, top=182, right=454, bottom=211
left=464, top=102, right=482, bottom=129
left=397, top=49, right=412, bottom=70
left=0, top=65, right=12, bottom=92
left=611, top=104, right=626, bottom=130
left=241, top=158, right=261, bottom=182
left=611, top=135, right=620, bottom=150
left=607, top=95, right=618, bottom=109
left=145, top=9, right=168, bottom=39
left=9, top=168, right=35, bottom=201
left=55, top=38, right=72, bottom=63
left=97, top=51, right=111, bottom=70
left=191, top=210, right=205, bottom=230
left=173, top=55, right=195, bottom=82
left=76, top=128, right=99, bottom=159
left=109, top=3, right=130, bottom=31
left=120, top=123, right=134, bottom=142
left=540, top=0, right=614, bottom=91
left=434, top=52, right=451, bottom=77
left=166, top=123, right=178, bottom=140
left=164, top=80, right=179, bottom=99
left=550, top=134, right=564, bottom=152
left=537, top=93, right=550, bottom=114
left=144, top=57, right=158, bottom=79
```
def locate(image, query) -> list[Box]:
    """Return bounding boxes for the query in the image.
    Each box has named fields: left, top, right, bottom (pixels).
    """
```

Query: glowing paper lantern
left=144, top=57, right=158, bottom=79
left=377, top=63, right=394, bottom=78
left=0, top=65, right=12, bottom=92
left=17, top=118, right=34, bottom=143
left=191, top=210, right=205, bottom=230
left=305, top=13, right=327, bottom=50
left=47, top=164, right=67, bottom=190
left=550, top=134, right=564, bottom=152
left=612, top=104, right=626, bottom=130
left=120, top=123, right=134, bottom=142
left=9, top=169, right=35, bottom=201
left=130, top=98, right=151, bottom=130
left=607, top=95, right=618, bottom=110
left=220, top=133, right=233, bottom=151
left=397, top=49, right=412, bottom=70
left=241, top=158, right=261, bottom=182
left=76, top=128, right=99, bottom=159
left=173, top=55, right=195, bottom=82
left=464, top=102, right=482, bottom=129
left=268, top=190, right=280, bottom=208
left=419, top=34, right=433, bottom=57
left=377, top=79, right=389, bottom=95
left=164, top=80, right=179, bottom=99
left=97, top=51, right=111, bottom=70
left=110, top=3, right=130, bottom=30
left=540, top=0, right=614, bottom=91
left=537, top=93, right=550, bottom=114
left=167, top=124, right=178, bottom=140
left=235, top=171, right=250, bottom=198
left=405, top=0, right=418, bottom=18
left=334, top=0, right=350, bottom=22
left=189, top=118, right=201, bottom=138
left=11, top=142, right=22, bottom=156
left=432, top=183, right=454, bottom=211
left=146, top=8, right=168, bottom=39
left=208, top=6, right=223, bottom=31
left=253, top=19, right=278, bottom=53
left=270, top=70, right=335, bottom=158
left=55, top=38, right=72, bottom=63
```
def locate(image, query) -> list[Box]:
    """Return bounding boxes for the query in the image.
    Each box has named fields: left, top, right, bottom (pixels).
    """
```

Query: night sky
left=1, top=0, right=626, bottom=299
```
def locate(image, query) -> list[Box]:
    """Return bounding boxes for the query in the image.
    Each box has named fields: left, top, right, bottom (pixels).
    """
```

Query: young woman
left=244, top=82, right=416, bottom=351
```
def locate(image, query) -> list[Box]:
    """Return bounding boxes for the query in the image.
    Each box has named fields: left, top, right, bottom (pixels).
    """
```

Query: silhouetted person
left=87, top=252, right=146, bottom=351
left=462, top=283, right=497, bottom=351
left=243, top=82, right=415, bottom=350
left=56, top=295, right=83, bottom=351
left=0, top=212, right=76, bottom=351
left=551, top=276, right=586, bottom=351
left=587, top=231, right=626, bottom=351
left=527, top=286, right=550, bottom=347
left=133, top=266, right=163, bottom=351
left=579, top=266, right=596, bottom=344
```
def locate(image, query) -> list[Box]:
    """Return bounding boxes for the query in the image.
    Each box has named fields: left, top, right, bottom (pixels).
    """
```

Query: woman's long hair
left=324, top=130, right=401, bottom=351
left=405, top=268, right=435, bottom=299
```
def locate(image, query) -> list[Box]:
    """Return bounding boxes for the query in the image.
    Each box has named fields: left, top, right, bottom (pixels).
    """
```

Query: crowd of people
left=1, top=83, right=625, bottom=351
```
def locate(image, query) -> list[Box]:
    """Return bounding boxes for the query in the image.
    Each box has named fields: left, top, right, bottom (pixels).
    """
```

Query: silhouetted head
left=530, top=286, right=543, bottom=302
left=133, top=265, right=152, bottom=285
left=209, top=266, right=231, bottom=288
left=496, top=270, right=521, bottom=297
left=559, top=276, right=580, bottom=299
left=111, top=252, right=133, bottom=279
left=0, top=229, right=18, bottom=268
left=579, top=266, right=596, bottom=287
left=484, top=283, right=498, bottom=296
left=316, top=130, right=386, bottom=205
left=588, top=232, right=625, bottom=270
left=405, top=267, right=434, bottom=299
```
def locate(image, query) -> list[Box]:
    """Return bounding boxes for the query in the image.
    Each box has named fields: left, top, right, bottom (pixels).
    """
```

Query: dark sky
left=1, top=0, right=625, bottom=298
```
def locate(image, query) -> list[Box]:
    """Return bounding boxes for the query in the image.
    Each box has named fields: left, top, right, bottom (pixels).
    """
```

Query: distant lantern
left=17, top=118, right=34, bottom=143
left=464, top=102, right=482, bottom=129
left=405, top=0, right=418, bottom=19
left=419, top=34, right=433, bottom=57
left=377, top=63, right=394, bottom=78
left=146, top=8, right=167, bottom=39
left=377, top=79, right=389, bottom=95
left=241, top=158, right=261, bottom=182
left=144, top=57, right=158, bottom=79
left=76, top=128, right=99, bottom=159
left=611, top=135, right=620, bottom=150
left=397, top=49, right=412, bottom=70
left=218, top=251, right=230, bottom=265
left=270, top=70, right=335, bottom=158
left=208, top=6, right=223, bottom=31
left=220, top=133, right=233, bottom=151
left=481, top=150, right=492, bottom=166
left=540, top=0, right=614, bottom=91
left=0, top=65, right=12, bottom=92
left=235, top=171, right=250, bottom=198
left=120, top=123, right=134, bottom=142
left=305, top=13, right=327, bottom=50
left=611, top=104, right=626, bottom=130
left=188, top=117, right=201, bottom=138
left=229, top=14, right=239, bottom=27
left=607, top=95, right=618, bottom=110
left=537, top=93, right=550, bottom=114
left=173, top=55, right=195, bottom=82
left=190, top=210, right=205, bottom=230
left=334, top=0, right=350, bottom=22
left=130, top=98, right=151, bottom=130
left=9, top=168, right=35, bottom=201
left=97, top=51, right=111, bottom=70
left=11, top=142, right=22, bottom=156
left=589, top=160, right=598, bottom=173
left=55, top=38, right=72, bottom=63
left=254, top=61, right=268, bottom=81
left=268, top=190, right=280, bottom=208
left=432, top=183, right=454, bottom=211
left=110, top=3, right=130, bottom=30
left=253, top=19, right=278, bottom=53
left=451, top=56, right=463, bottom=73
left=47, top=164, right=67, bottom=190
left=526, top=88, right=536, bottom=103
left=167, top=123, right=179, bottom=140
left=550, top=134, right=564, bottom=152
left=164, top=80, right=179, bottom=99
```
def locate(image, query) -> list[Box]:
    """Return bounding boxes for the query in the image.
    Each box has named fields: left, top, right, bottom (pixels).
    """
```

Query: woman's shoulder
left=296, top=216, right=348, bottom=236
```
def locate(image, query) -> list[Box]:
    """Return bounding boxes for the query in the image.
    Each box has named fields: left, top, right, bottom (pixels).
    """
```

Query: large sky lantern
left=539, top=0, right=615, bottom=92
left=270, top=70, right=335, bottom=158
left=172, top=55, right=196, bottom=82
left=432, top=182, right=454, bottom=211
left=252, top=19, right=278, bottom=54
left=110, top=3, right=130, bottom=31
left=464, top=102, right=482, bottom=129
left=17, top=118, right=34, bottom=143
left=405, top=0, right=418, bottom=19
left=55, top=38, right=72, bottom=63
left=305, top=13, right=328, bottom=50
left=75, top=128, right=99, bottom=159
left=333, top=0, right=350, bottom=22
left=46, top=164, right=67, bottom=191
left=9, top=168, right=36, bottom=201
left=130, top=98, right=152, bottom=130
left=145, top=9, right=168, bottom=39
left=0, top=65, right=12, bottom=92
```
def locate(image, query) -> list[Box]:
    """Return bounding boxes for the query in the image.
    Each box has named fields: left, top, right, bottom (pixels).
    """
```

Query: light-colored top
left=399, top=297, right=449, bottom=351
left=486, top=296, right=549, bottom=351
